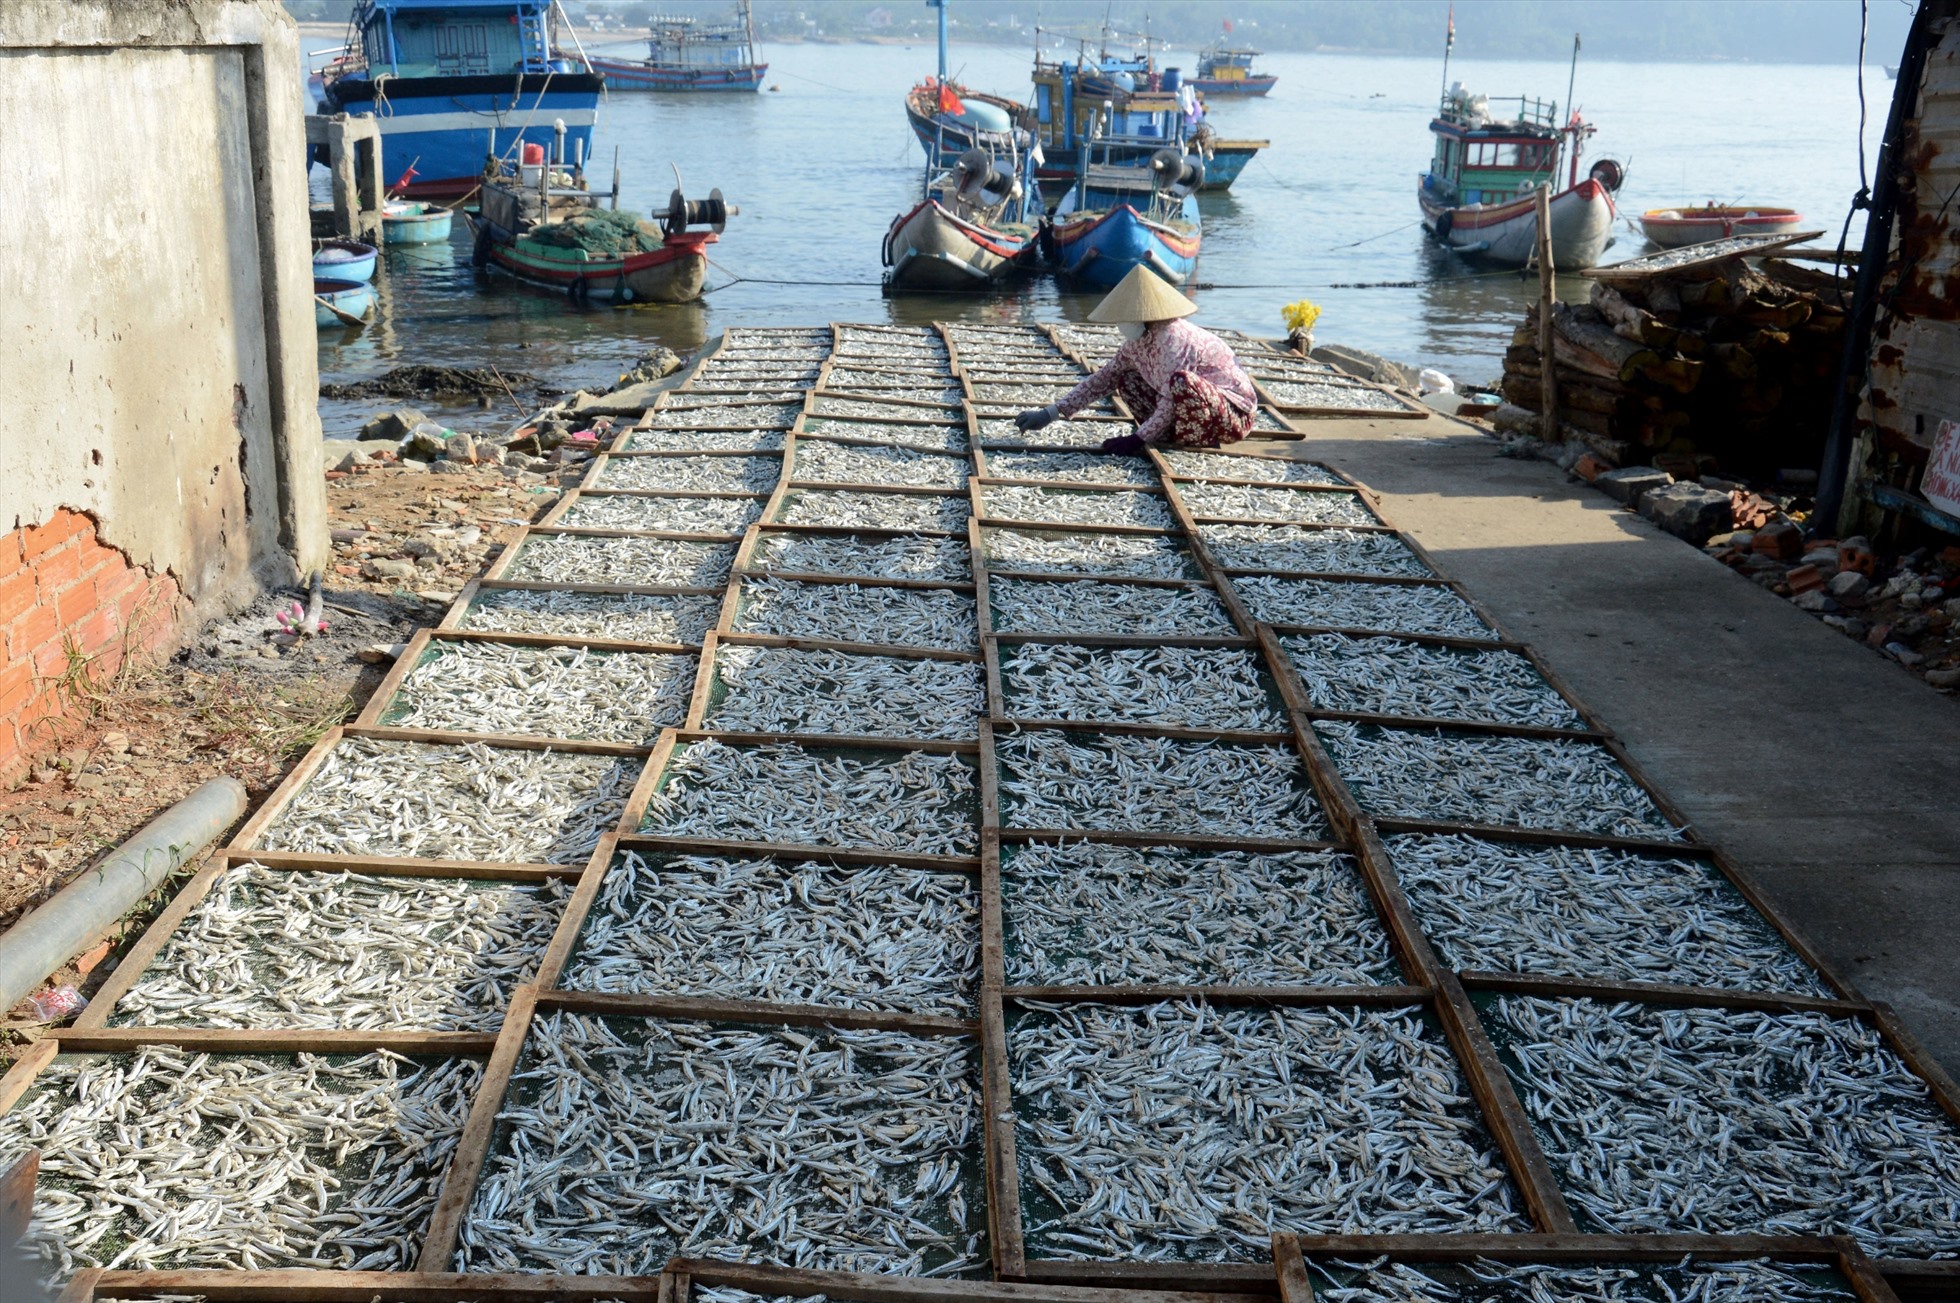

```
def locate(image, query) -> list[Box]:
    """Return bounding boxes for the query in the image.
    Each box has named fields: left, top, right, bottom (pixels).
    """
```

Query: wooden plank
left=620, top=728, right=682, bottom=832
left=435, top=579, right=480, bottom=631
left=1456, top=971, right=1871, bottom=1017
left=671, top=1259, right=1268, bottom=1303
left=620, top=833, right=981, bottom=875
left=997, top=827, right=1344, bottom=855
left=226, top=726, right=345, bottom=852
left=1871, top=1002, right=1960, bottom=1131
left=712, top=631, right=983, bottom=663
left=1016, top=1262, right=1276, bottom=1291
left=1369, top=816, right=1699, bottom=855
left=989, top=717, right=1294, bottom=746
left=416, top=984, right=539, bottom=1270
left=354, top=626, right=436, bottom=727
left=1281, top=1232, right=1855, bottom=1260
left=1002, top=985, right=1431, bottom=1007
left=1292, top=707, right=1604, bottom=743
left=0, top=1040, right=58, bottom=1115
left=1705, top=847, right=1864, bottom=1002
left=1262, top=619, right=1525, bottom=649
left=54, top=1028, right=499, bottom=1054
left=86, top=1268, right=662, bottom=1301
left=473, top=580, right=728, bottom=598
left=981, top=568, right=1213, bottom=591
left=1271, top=1234, right=1317, bottom=1303
left=990, top=633, right=1252, bottom=650
left=980, top=986, right=1027, bottom=1279
left=536, top=988, right=978, bottom=1036
left=530, top=835, right=621, bottom=990
left=0, top=1147, right=36, bottom=1247
left=671, top=727, right=978, bottom=756
left=975, top=517, right=1182, bottom=540
left=224, top=849, right=574, bottom=881
left=683, top=630, right=724, bottom=730
left=342, top=724, right=651, bottom=758
left=404, top=628, right=701, bottom=655
left=68, top=858, right=233, bottom=1029
left=1838, top=1247, right=1908, bottom=1303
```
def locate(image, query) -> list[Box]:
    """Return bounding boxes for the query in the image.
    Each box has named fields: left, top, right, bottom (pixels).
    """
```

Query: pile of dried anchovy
left=1314, top=721, right=1678, bottom=839
left=985, top=451, right=1159, bottom=487
left=985, top=528, right=1194, bottom=579
left=457, top=1014, right=985, bottom=1275
left=810, top=396, right=961, bottom=423
left=625, top=427, right=787, bottom=453
left=1199, top=525, right=1432, bottom=577
left=1279, top=634, right=1582, bottom=728
left=643, top=738, right=978, bottom=856
left=1012, top=1001, right=1524, bottom=1260
left=752, top=531, right=971, bottom=582
left=384, top=642, right=696, bottom=742
left=735, top=578, right=977, bottom=651
left=982, top=486, right=1175, bottom=530
left=1305, top=1256, right=1862, bottom=1303
left=3, top=1048, right=479, bottom=1276
left=779, top=490, right=970, bottom=532
left=988, top=578, right=1236, bottom=637
left=564, top=851, right=978, bottom=1014
left=596, top=455, right=783, bottom=494
left=1161, top=451, right=1345, bottom=484
left=800, top=419, right=969, bottom=453
left=1387, top=834, right=1833, bottom=995
left=559, top=493, right=764, bottom=535
left=1178, top=483, right=1378, bottom=526
left=1490, top=995, right=1960, bottom=1256
left=113, top=862, right=565, bottom=1029
left=258, top=737, right=637, bottom=865
left=1000, top=644, right=1283, bottom=731
left=461, top=589, right=721, bottom=645
left=652, top=402, right=801, bottom=430
left=1003, top=842, right=1398, bottom=987
left=976, top=417, right=1126, bottom=449
left=507, top=534, right=735, bottom=588
left=792, top=440, right=970, bottom=489
left=996, top=730, right=1324, bottom=838
left=710, top=644, right=983, bottom=740
left=1262, top=379, right=1411, bottom=413
left=1232, top=577, right=1494, bottom=639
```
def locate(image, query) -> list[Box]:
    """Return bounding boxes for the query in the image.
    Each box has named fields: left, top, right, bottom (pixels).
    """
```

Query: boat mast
left=1563, top=31, right=1581, bottom=186
left=1437, top=3, right=1453, bottom=103
left=742, top=0, right=757, bottom=57
left=928, top=0, right=948, bottom=83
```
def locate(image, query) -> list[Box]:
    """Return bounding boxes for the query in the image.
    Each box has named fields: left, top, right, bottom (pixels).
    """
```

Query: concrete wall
left=0, top=0, right=328, bottom=774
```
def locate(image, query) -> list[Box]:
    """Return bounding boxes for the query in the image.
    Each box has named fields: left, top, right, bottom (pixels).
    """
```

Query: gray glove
left=1014, top=404, right=1060, bottom=432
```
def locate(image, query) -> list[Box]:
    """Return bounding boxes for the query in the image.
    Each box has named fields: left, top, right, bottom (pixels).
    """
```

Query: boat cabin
left=1030, top=57, right=1191, bottom=155
left=647, top=11, right=758, bottom=74
left=1196, top=43, right=1261, bottom=82
left=1425, top=86, right=1564, bottom=208
left=352, top=0, right=580, bottom=78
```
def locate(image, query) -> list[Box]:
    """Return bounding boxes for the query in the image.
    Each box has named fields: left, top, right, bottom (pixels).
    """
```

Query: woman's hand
left=1100, top=433, right=1146, bottom=455
left=1014, top=405, right=1060, bottom=432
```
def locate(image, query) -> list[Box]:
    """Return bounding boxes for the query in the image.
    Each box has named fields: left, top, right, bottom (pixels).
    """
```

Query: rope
left=769, top=67, right=858, bottom=95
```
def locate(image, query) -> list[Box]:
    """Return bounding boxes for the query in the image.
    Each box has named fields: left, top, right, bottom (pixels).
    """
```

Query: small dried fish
left=753, top=531, right=972, bottom=582
left=1308, top=1256, right=1861, bottom=1302
left=1232, top=576, right=1495, bottom=639
left=1013, top=1001, right=1524, bottom=1261
left=1262, top=378, right=1412, bottom=412
left=810, top=394, right=964, bottom=422
left=709, top=643, right=984, bottom=739
left=793, top=440, right=970, bottom=489
left=462, top=588, right=721, bottom=645
left=1313, top=720, right=1680, bottom=839
left=984, top=451, right=1159, bottom=487
left=2, top=1049, right=478, bottom=1277
left=559, top=492, right=764, bottom=535
left=625, top=427, right=787, bottom=452
left=457, top=1014, right=985, bottom=1276
left=1386, top=833, right=1833, bottom=995
left=1279, top=633, right=1582, bottom=728
left=778, top=489, right=970, bottom=532
left=1000, top=643, right=1283, bottom=730
left=113, top=862, right=565, bottom=1030
left=983, top=485, right=1174, bottom=529
left=654, top=402, right=801, bottom=429
left=1179, top=482, right=1380, bottom=526
left=801, top=418, right=970, bottom=452
left=595, top=454, right=782, bottom=494
left=1198, top=524, right=1433, bottom=577
left=564, top=850, right=978, bottom=1013
left=985, top=527, right=1196, bottom=579
left=988, top=577, right=1236, bottom=636
left=968, top=384, right=1117, bottom=413
left=257, top=737, right=637, bottom=865
left=1488, top=995, right=1960, bottom=1257
left=1163, top=452, right=1345, bottom=485
left=506, top=533, right=735, bottom=587
left=383, top=641, right=696, bottom=742
left=642, top=738, right=978, bottom=856
left=735, top=577, right=977, bottom=651
left=1003, top=842, right=1398, bottom=986
left=996, top=730, right=1325, bottom=838
left=976, top=417, right=1124, bottom=449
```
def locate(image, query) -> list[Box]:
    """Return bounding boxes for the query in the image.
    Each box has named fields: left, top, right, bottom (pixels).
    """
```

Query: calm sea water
left=312, top=41, right=1889, bottom=432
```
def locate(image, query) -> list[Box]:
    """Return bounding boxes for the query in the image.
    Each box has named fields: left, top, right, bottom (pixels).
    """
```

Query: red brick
left=53, top=575, right=102, bottom=629
left=32, top=638, right=71, bottom=678
left=1573, top=454, right=1609, bottom=483
left=94, top=567, right=141, bottom=610
left=75, top=541, right=122, bottom=581
left=32, top=545, right=84, bottom=594
left=1786, top=564, right=1824, bottom=594
left=20, top=512, right=86, bottom=561
left=0, top=571, right=34, bottom=626
left=70, top=608, right=120, bottom=655
left=0, top=537, right=23, bottom=581
left=0, top=661, right=34, bottom=718
left=8, top=603, right=60, bottom=662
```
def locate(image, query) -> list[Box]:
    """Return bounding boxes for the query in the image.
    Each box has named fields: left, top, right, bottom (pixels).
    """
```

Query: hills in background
left=285, top=0, right=1915, bottom=66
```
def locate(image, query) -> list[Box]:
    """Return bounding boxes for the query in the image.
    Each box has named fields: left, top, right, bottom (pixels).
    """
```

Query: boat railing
left=1437, top=91, right=1558, bottom=130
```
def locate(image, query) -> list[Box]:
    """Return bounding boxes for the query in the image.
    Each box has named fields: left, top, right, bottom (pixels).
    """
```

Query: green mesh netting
left=526, top=209, right=664, bottom=255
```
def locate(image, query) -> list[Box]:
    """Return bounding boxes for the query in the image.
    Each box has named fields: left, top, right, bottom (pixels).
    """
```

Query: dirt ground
left=0, top=454, right=582, bottom=1039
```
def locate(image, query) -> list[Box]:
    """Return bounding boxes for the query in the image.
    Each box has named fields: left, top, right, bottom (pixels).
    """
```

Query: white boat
left=883, top=148, right=1038, bottom=292
left=1419, top=168, right=1620, bottom=268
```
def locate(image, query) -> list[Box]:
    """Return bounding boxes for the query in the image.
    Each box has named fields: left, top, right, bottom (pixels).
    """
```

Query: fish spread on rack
left=752, top=532, right=972, bottom=583
left=792, top=441, right=971, bottom=490
left=384, top=641, right=696, bottom=742
left=595, top=455, right=784, bottom=495
left=1199, top=525, right=1433, bottom=577
left=709, top=644, right=984, bottom=740
left=559, top=493, right=766, bottom=535
left=1176, top=482, right=1380, bottom=526
left=734, top=578, right=978, bottom=651
left=778, top=490, right=971, bottom=533
left=1278, top=633, right=1582, bottom=728
left=507, top=534, right=736, bottom=588
left=999, top=643, right=1283, bottom=731
left=1232, top=576, right=1494, bottom=639
left=461, top=589, right=721, bottom=646
left=988, top=578, right=1236, bottom=637
left=983, top=529, right=1196, bottom=580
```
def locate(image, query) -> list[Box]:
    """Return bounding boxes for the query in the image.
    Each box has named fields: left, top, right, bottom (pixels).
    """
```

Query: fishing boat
left=1025, top=47, right=1264, bottom=192
left=1047, top=147, right=1204, bottom=288
left=314, top=277, right=374, bottom=327
left=585, top=1, right=767, bottom=92
left=885, top=147, right=1040, bottom=292
left=471, top=148, right=735, bottom=304
left=1639, top=205, right=1805, bottom=248
left=312, top=238, right=378, bottom=282
left=904, top=79, right=1030, bottom=167
left=381, top=201, right=454, bottom=244
left=1189, top=35, right=1277, bottom=96
left=314, top=0, right=602, bottom=205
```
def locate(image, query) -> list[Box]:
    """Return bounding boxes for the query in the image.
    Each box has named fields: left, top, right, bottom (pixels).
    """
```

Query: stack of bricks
left=0, top=509, right=180, bottom=778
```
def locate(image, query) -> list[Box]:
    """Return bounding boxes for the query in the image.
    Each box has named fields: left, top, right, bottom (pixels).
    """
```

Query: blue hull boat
left=381, top=202, right=454, bottom=245
left=315, top=277, right=374, bottom=327
left=317, top=1, right=601, bottom=205
left=312, top=239, right=377, bottom=282
left=1050, top=200, right=1200, bottom=287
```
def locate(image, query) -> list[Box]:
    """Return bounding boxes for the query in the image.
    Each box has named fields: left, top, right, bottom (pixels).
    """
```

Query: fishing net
left=526, top=208, right=663, bottom=255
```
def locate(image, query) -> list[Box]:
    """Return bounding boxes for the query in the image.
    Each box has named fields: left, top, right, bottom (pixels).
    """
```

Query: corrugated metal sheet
left=1868, top=16, right=1960, bottom=453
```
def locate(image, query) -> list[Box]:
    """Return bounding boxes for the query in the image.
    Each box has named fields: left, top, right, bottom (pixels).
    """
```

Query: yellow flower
left=1281, top=299, right=1322, bottom=334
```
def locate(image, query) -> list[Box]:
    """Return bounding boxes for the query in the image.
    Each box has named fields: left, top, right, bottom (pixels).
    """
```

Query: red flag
left=938, top=82, right=965, bottom=115
left=1447, top=4, right=1455, bottom=49
left=392, top=163, right=419, bottom=191
left=1222, top=18, right=1232, bottom=32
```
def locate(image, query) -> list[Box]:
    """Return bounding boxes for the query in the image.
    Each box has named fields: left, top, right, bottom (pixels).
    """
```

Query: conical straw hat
left=1087, top=265, right=1198, bottom=323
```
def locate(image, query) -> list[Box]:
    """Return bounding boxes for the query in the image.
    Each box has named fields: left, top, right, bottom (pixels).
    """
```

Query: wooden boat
left=314, top=277, right=374, bottom=327
left=884, top=148, right=1039, bottom=291
left=381, top=202, right=454, bottom=245
left=1025, top=50, right=1263, bottom=192
left=1418, top=83, right=1623, bottom=269
left=1048, top=149, right=1203, bottom=288
left=1189, top=39, right=1277, bottom=96
left=471, top=156, right=733, bottom=304
left=584, top=1, right=767, bottom=92
left=1638, top=206, right=1805, bottom=248
left=312, top=238, right=377, bottom=282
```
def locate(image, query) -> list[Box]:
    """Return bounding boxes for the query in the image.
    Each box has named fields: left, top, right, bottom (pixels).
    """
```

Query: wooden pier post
left=305, top=113, right=384, bottom=242
left=1534, top=183, right=1559, bottom=440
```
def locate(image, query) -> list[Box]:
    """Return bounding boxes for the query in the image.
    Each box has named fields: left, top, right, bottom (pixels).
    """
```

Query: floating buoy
left=768, top=83, right=781, bottom=92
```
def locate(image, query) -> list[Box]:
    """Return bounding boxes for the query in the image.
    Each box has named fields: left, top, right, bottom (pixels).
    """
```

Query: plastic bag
left=25, top=985, right=86, bottom=1021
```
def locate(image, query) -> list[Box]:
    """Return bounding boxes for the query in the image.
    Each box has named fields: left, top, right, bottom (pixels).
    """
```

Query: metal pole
left=1535, top=183, right=1560, bottom=442
left=1563, top=33, right=1580, bottom=128
left=935, top=0, right=948, bottom=83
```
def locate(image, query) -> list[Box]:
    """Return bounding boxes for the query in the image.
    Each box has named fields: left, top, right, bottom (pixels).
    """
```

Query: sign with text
left=1924, top=419, right=1960, bottom=517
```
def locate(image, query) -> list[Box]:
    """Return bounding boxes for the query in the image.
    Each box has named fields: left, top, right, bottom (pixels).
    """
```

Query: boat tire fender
left=1589, top=159, right=1625, bottom=193
left=471, top=223, right=494, bottom=269
left=1434, top=211, right=1454, bottom=241
left=568, top=277, right=589, bottom=303
left=617, top=275, right=634, bottom=304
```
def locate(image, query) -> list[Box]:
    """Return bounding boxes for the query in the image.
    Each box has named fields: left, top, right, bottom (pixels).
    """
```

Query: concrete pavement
left=1249, top=410, right=1960, bottom=1074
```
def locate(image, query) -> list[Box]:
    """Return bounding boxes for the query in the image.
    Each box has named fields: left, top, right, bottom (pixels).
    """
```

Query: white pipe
left=0, top=777, right=246, bottom=1014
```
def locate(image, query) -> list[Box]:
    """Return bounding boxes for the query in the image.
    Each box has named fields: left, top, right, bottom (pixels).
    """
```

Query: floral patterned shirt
left=1054, top=319, right=1258, bottom=444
